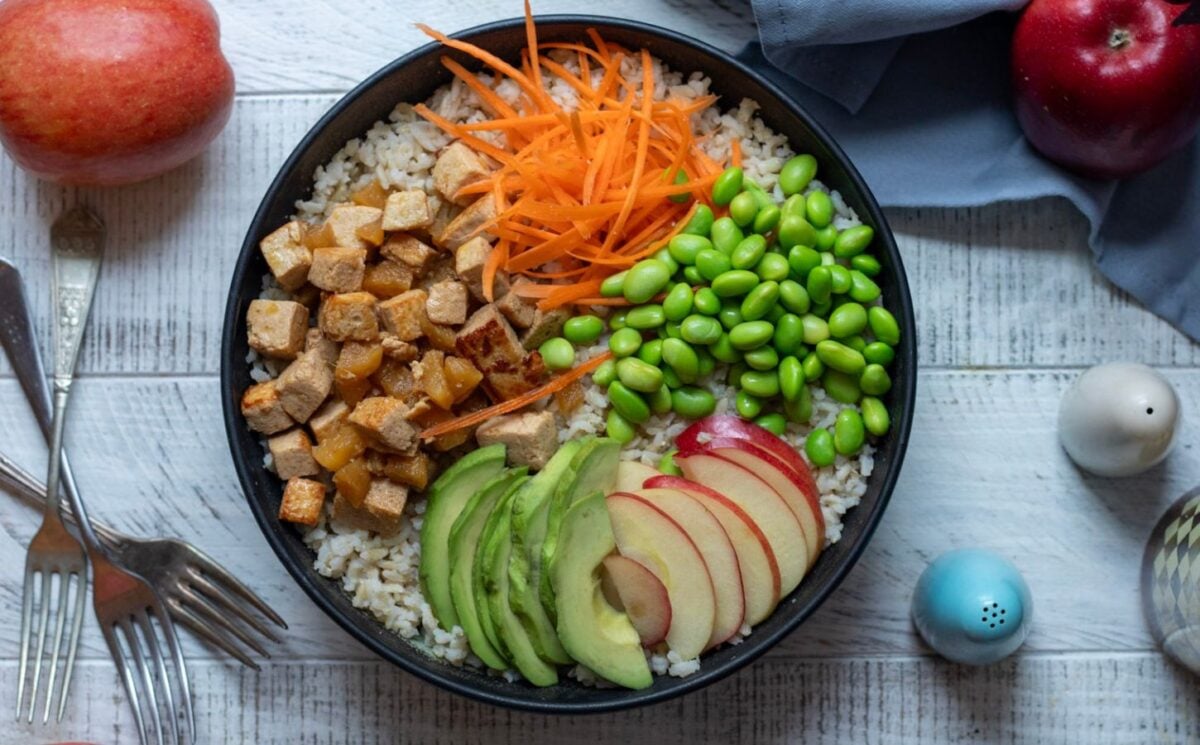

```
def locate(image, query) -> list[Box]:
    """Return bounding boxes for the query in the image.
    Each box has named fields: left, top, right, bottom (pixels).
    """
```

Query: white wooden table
left=1, top=2, right=1198, bottom=742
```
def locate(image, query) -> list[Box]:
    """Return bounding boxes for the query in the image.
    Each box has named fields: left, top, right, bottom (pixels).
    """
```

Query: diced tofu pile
left=244, top=144, right=577, bottom=535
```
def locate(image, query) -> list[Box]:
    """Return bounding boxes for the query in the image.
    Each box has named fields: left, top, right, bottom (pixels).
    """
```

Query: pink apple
left=601, top=555, right=671, bottom=647
left=678, top=416, right=820, bottom=499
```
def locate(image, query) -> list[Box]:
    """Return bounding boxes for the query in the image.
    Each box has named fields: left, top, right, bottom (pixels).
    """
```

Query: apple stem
left=1109, top=27, right=1133, bottom=50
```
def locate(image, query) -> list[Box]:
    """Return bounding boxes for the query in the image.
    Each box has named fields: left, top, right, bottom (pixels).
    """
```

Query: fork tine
left=188, top=572, right=280, bottom=642
left=102, top=622, right=147, bottom=744
left=121, top=619, right=163, bottom=745
left=188, top=551, right=287, bottom=629
left=56, top=570, right=87, bottom=722
left=15, top=568, right=34, bottom=718
left=27, top=570, right=52, bottom=722
left=179, top=587, right=270, bottom=657
left=41, top=572, right=71, bottom=723
left=154, top=606, right=194, bottom=741
left=138, top=614, right=177, bottom=745
left=171, top=600, right=260, bottom=670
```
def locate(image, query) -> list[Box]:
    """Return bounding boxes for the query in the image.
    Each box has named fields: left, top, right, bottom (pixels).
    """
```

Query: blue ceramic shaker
left=911, top=549, right=1033, bottom=665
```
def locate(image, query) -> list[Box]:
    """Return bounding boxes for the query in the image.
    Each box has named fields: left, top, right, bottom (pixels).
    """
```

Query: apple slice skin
left=601, top=554, right=671, bottom=647
left=681, top=436, right=822, bottom=528
left=678, top=416, right=820, bottom=497
left=644, top=476, right=782, bottom=625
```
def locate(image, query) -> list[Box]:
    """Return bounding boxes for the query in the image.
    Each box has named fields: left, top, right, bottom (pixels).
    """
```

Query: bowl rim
left=220, top=14, right=917, bottom=714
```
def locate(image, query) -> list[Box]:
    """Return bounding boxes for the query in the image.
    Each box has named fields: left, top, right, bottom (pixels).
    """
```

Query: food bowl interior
left=221, top=16, right=915, bottom=713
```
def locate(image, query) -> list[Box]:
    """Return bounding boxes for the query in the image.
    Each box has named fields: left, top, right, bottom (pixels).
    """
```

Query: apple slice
left=678, top=416, right=819, bottom=496
left=673, top=453, right=809, bottom=595
left=606, top=493, right=716, bottom=659
left=633, top=489, right=745, bottom=646
left=601, top=554, right=671, bottom=647
left=614, top=460, right=659, bottom=494
left=643, top=476, right=782, bottom=626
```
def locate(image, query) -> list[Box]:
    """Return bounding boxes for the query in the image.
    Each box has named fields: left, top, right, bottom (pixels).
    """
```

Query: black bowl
left=221, top=16, right=916, bottom=714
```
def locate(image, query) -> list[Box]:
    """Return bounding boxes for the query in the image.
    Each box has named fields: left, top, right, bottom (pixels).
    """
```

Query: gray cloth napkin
left=739, top=2, right=1200, bottom=341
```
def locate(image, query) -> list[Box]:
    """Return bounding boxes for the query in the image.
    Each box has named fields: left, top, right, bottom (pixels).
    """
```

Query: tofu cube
left=380, top=234, right=441, bottom=276
left=275, top=351, right=334, bottom=422
left=308, top=247, right=367, bottom=293
left=259, top=221, right=313, bottom=292
left=376, top=289, right=427, bottom=342
left=454, top=236, right=492, bottom=301
left=381, top=190, right=434, bottom=232
left=426, top=280, right=469, bottom=325
left=278, top=478, right=327, bottom=526
left=475, top=410, right=558, bottom=470
left=305, top=328, right=340, bottom=367
left=309, top=399, right=351, bottom=442
left=326, top=204, right=383, bottom=250
left=240, top=380, right=294, bottom=435
left=520, top=308, right=570, bottom=351
left=433, top=142, right=491, bottom=204
left=363, top=479, right=409, bottom=523
left=496, top=278, right=538, bottom=329
left=436, top=194, right=496, bottom=250
left=318, top=292, right=379, bottom=342
left=455, top=304, right=546, bottom=401
left=381, top=334, right=419, bottom=361
left=349, top=397, right=418, bottom=453
left=331, top=492, right=402, bottom=536
left=268, top=429, right=320, bottom=480
left=246, top=300, right=308, bottom=359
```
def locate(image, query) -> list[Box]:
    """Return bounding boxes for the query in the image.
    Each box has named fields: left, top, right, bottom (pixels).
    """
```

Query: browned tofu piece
left=436, top=194, right=496, bottom=250
left=425, top=280, right=469, bottom=325
left=308, top=247, right=367, bottom=293
left=455, top=304, right=547, bottom=401
left=305, top=328, right=340, bottom=367
left=376, top=289, right=427, bottom=342
left=454, top=235, right=491, bottom=301
left=326, top=204, right=383, bottom=250
left=241, top=380, right=294, bottom=435
left=318, top=292, right=379, bottom=342
left=520, top=308, right=570, bottom=351
left=278, top=478, right=327, bottom=526
left=349, top=397, right=417, bottom=453
left=259, top=221, right=313, bottom=292
left=381, top=190, right=434, bottom=232
left=331, top=491, right=402, bottom=536
left=381, top=334, right=419, bottom=361
left=309, top=399, right=351, bottom=442
left=433, top=142, right=491, bottom=204
left=276, top=351, right=334, bottom=422
left=475, top=410, right=558, bottom=470
left=380, top=234, right=440, bottom=276
left=496, top=277, right=538, bottom=329
left=363, top=478, right=408, bottom=523
left=268, top=429, right=320, bottom=480
left=247, top=299, right=308, bottom=359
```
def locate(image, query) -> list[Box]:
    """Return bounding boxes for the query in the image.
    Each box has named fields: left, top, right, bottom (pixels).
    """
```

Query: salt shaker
left=1143, top=488, right=1200, bottom=676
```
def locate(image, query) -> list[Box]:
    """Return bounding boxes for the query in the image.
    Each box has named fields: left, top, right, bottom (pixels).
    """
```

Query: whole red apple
left=1012, top=0, right=1200, bottom=179
left=0, top=0, right=234, bottom=185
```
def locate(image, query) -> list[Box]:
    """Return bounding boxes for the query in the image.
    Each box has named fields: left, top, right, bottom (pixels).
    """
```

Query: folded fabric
left=740, top=3, right=1200, bottom=342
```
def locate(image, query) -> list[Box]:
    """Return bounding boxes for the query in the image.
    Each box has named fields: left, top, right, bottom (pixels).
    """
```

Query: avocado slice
left=508, top=441, right=581, bottom=665
left=419, top=444, right=507, bottom=631
left=551, top=491, right=653, bottom=690
left=471, top=473, right=528, bottom=660
left=447, top=467, right=526, bottom=670
left=539, top=438, right=621, bottom=620
left=480, top=486, right=559, bottom=687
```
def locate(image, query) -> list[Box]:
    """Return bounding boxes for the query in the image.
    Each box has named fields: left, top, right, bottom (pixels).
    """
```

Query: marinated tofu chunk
left=520, top=308, right=570, bottom=351
left=246, top=299, right=308, bottom=359
left=381, top=334, right=419, bottom=361
left=309, top=399, right=351, bottom=442
left=380, top=234, right=440, bottom=275
left=305, top=328, right=340, bottom=367
left=309, top=247, right=367, bottom=293
left=278, top=477, right=327, bottom=526
left=475, top=410, right=558, bottom=470
left=363, top=478, right=409, bottom=523
left=240, top=380, right=294, bottom=435
left=318, top=292, right=379, bottom=342
left=325, top=204, right=384, bottom=250
left=496, top=277, right=538, bottom=329
left=455, top=304, right=546, bottom=401
left=425, top=280, right=469, bottom=325
left=349, top=397, right=418, bottom=453
left=276, top=350, right=334, bottom=422
left=259, top=221, right=312, bottom=291
left=376, top=289, right=427, bottom=342
left=454, top=235, right=491, bottom=301
left=331, top=491, right=402, bottom=536
left=433, top=142, right=491, bottom=204
left=437, top=194, right=496, bottom=250
left=381, top=190, right=434, bottom=232
left=268, top=429, right=320, bottom=480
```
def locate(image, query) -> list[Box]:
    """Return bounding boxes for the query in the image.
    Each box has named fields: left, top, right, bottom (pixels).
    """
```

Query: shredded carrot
left=419, top=352, right=614, bottom=439
left=731, top=137, right=743, bottom=168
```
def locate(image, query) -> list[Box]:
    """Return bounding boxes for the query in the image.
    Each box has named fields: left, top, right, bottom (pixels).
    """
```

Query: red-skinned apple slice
left=614, top=460, right=659, bottom=494
left=643, top=475, right=782, bottom=624
left=673, top=453, right=809, bottom=595
left=632, top=489, right=745, bottom=646
left=601, top=554, right=671, bottom=647
left=606, top=493, right=716, bottom=660
left=678, top=416, right=820, bottom=496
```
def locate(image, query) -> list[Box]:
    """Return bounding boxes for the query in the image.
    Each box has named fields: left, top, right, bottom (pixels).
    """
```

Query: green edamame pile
left=537, top=155, right=901, bottom=463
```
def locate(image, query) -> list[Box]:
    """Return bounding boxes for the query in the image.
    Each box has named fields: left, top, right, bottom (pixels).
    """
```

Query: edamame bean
left=744, top=181, right=774, bottom=209
left=806, top=191, right=833, bottom=228
left=753, top=204, right=781, bottom=235
left=661, top=337, right=700, bottom=383
left=744, top=345, right=779, bottom=371
left=652, top=247, right=679, bottom=276
left=861, top=396, right=890, bottom=436
left=828, top=302, right=868, bottom=338
left=710, top=217, right=743, bottom=255
left=731, top=235, right=767, bottom=270
left=662, top=365, right=683, bottom=389
left=779, top=355, right=804, bottom=401
left=710, top=333, right=742, bottom=364
left=727, top=362, right=748, bottom=387
left=696, top=347, right=716, bottom=378
left=863, top=342, right=895, bottom=366
left=663, top=284, right=694, bottom=322
left=756, top=253, right=790, bottom=282
left=773, top=313, right=805, bottom=354
left=600, top=271, right=627, bottom=298
left=663, top=321, right=682, bottom=340
left=822, top=369, right=862, bottom=404
left=626, top=304, right=665, bottom=330
left=539, top=337, right=575, bottom=371
left=807, top=265, right=832, bottom=305
left=712, top=166, right=744, bottom=206
left=638, top=338, right=664, bottom=366
left=834, top=225, right=874, bottom=258
left=608, top=381, right=650, bottom=424
left=805, top=428, right=836, bottom=467
left=693, top=287, right=720, bottom=316
left=729, top=191, right=759, bottom=227
left=834, top=409, right=866, bottom=455
left=850, top=254, right=881, bottom=277
left=609, top=327, right=643, bottom=358
left=848, top=271, right=881, bottom=303
left=785, top=381, right=812, bottom=423
left=719, top=301, right=743, bottom=331
left=658, top=449, right=683, bottom=475
left=617, top=357, right=665, bottom=393
left=740, top=369, right=780, bottom=397
left=606, top=409, right=636, bottom=444
left=668, top=234, right=712, bottom=265
left=623, top=259, right=671, bottom=304
left=736, top=390, right=763, bottom=419
left=680, top=314, right=723, bottom=345
left=683, top=266, right=704, bottom=285
left=816, top=340, right=867, bottom=375
left=860, top=364, right=892, bottom=395
left=711, top=270, right=759, bottom=297
left=669, top=169, right=691, bottom=204
left=779, top=279, right=811, bottom=314
left=781, top=193, right=807, bottom=217
left=671, top=387, right=717, bottom=419
left=696, top=249, right=732, bottom=281
left=828, top=265, right=852, bottom=294
left=682, top=204, right=715, bottom=236
left=802, top=351, right=824, bottom=381
left=868, top=306, right=901, bottom=345
left=820, top=251, right=837, bottom=266
left=843, top=334, right=867, bottom=353
left=788, top=245, right=822, bottom=279
left=754, top=413, right=787, bottom=435
left=811, top=300, right=832, bottom=318
left=801, top=314, right=830, bottom=345
left=592, top=358, right=617, bottom=387
left=563, top=314, right=604, bottom=344
left=779, top=154, right=818, bottom=196
left=778, top=214, right=817, bottom=250
left=815, top=225, right=838, bottom=251
left=741, top=281, right=780, bottom=321
left=730, top=320, right=775, bottom=350
left=765, top=303, right=786, bottom=324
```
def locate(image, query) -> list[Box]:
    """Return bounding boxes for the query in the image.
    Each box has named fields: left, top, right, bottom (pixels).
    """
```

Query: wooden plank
left=0, top=654, right=1194, bottom=744
left=0, top=371, right=1196, bottom=664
